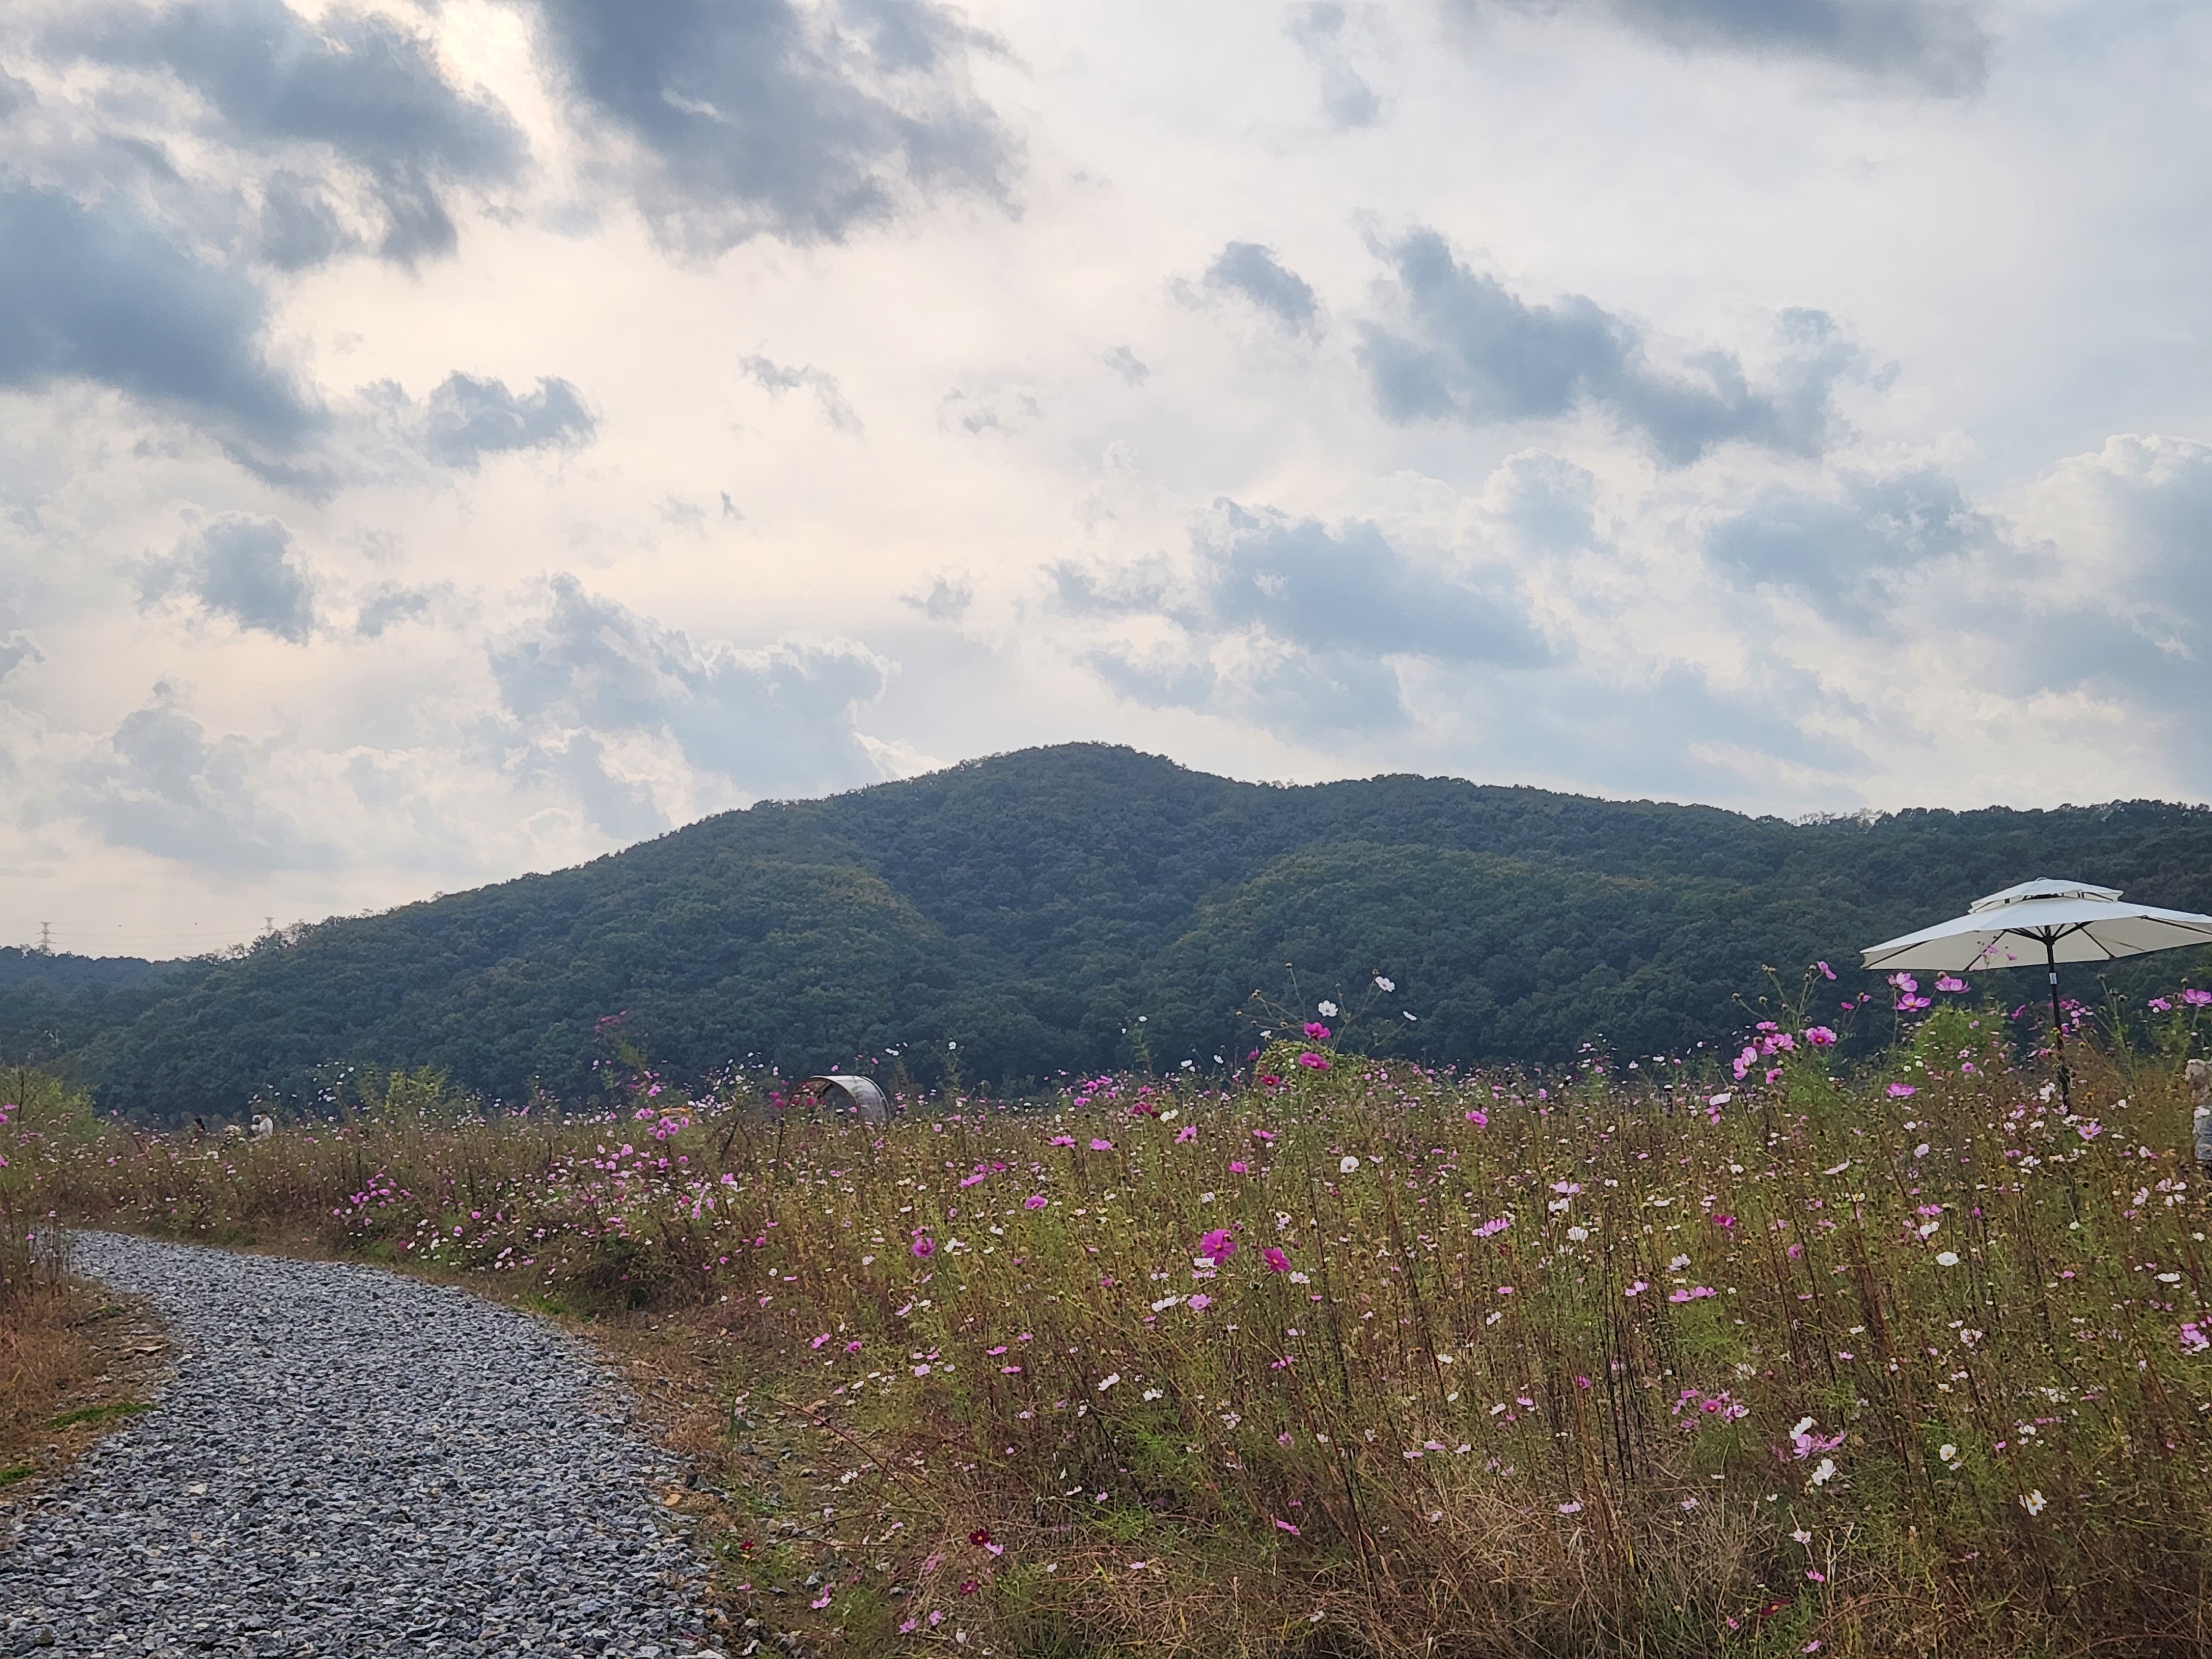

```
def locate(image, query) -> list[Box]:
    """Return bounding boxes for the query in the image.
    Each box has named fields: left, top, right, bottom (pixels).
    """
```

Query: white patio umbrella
left=1861, top=877, right=2212, bottom=1104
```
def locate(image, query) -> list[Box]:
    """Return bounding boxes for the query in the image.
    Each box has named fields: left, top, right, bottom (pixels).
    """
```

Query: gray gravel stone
left=2, top=1234, right=720, bottom=1657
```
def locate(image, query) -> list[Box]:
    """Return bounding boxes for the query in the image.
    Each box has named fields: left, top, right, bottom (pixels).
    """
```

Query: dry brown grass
left=0, top=1281, right=170, bottom=1504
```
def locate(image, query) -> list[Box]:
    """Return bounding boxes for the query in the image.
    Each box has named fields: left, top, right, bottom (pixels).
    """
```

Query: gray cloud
left=533, top=0, right=1014, bottom=253
left=1190, top=241, right=1323, bottom=336
left=1286, top=4, right=1382, bottom=128
left=143, top=513, right=316, bottom=642
left=0, top=182, right=317, bottom=450
left=255, top=169, right=349, bottom=270
left=1057, top=500, right=1548, bottom=730
left=354, top=585, right=437, bottom=639
left=1707, top=468, right=1987, bottom=625
left=1358, top=229, right=1859, bottom=465
left=1978, top=439, right=2212, bottom=733
left=904, top=575, right=973, bottom=621
left=939, top=387, right=1039, bottom=435
left=50, top=0, right=527, bottom=266
left=1193, top=503, right=1548, bottom=664
left=1457, top=0, right=1986, bottom=95
left=69, top=692, right=325, bottom=869
left=0, top=631, right=41, bottom=681
left=1101, top=345, right=1150, bottom=385
left=492, top=576, right=890, bottom=827
left=0, top=182, right=589, bottom=487
left=1484, top=451, right=1600, bottom=554
left=742, top=354, right=862, bottom=432
left=414, top=373, right=596, bottom=469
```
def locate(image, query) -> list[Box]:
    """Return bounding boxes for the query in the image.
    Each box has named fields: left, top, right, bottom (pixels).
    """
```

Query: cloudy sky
left=3, top=0, right=2210, bottom=954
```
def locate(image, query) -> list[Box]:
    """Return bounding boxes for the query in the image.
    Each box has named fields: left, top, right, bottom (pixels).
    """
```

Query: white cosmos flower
left=1339, top=1155, right=1360, bottom=1173
left=1097, top=1373, right=1120, bottom=1391
left=1938, top=1443, right=1958, bottom=1463
left=1318, top=1001, right=1339, bottom=1017
left=1936, top=1250, right=1961, bottom=1267
left=1374, top=976, right=1395, bottom=992
left=2022, top=1489, right=2047, bottom=1515
left=1810, top=1458, right=1837, bottom=1486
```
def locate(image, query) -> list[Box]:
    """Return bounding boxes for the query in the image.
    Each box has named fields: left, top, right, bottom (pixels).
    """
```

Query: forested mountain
left=0, top=948, right=193, bottom=1073
left=11, top=743, right=2212, bottom=1121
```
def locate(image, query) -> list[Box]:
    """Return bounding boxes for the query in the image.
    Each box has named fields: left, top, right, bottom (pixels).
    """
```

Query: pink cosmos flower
left=1887, top=1083, right=1916, bottom=1098
left=1935, top=974, right=1970, bottom=993
left=1090, top=1138, right=1114, bottom=1151
left=1049, top=1135, right=1076, bottom=1147
left=1296, top=1052, right=1330, bottom=1071
left=1229, top=1160, right=1249, bottom=1173
left=2184, top=988, right=2212, bottom=1007
left=1465, top=1109, right=1488, bottom=1126
left=1188, top=1293, right=1213, bottom=1311
left=1815, top=960, right=1835, bottom=980
left=1200, top=1227, right=1237, bottom=1262
left=912, top=1235, right=937, bottom=1258
left=1175, top=1125, right=1198, bottom=1143
left=1262, top=1246, right=1291, bottom=1272
left=1804, top=1026, right=1837, bottom=1048
left=1304, top=1022, right=1331, bottom=1040
left=1024, top=1194, right=1048, bottom=1209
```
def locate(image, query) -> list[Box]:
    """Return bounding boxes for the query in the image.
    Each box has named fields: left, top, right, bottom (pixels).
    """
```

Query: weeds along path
left=0, top=1233, right=723, bottom=1658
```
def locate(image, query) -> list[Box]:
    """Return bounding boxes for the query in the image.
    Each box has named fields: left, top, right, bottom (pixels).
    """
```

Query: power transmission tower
left=36, top=921, right=51, bottom=954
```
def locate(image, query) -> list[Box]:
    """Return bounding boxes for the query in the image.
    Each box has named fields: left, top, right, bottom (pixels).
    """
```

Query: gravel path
left=2, top=1233, right=722, bottom=1658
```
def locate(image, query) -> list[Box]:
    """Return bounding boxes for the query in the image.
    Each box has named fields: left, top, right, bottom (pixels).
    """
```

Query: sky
left=3, top=0, right=2210, bottom=957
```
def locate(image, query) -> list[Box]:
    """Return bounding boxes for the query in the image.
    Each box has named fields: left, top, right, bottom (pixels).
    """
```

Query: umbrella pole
left=2046, top=935, right=2070, bottom=1110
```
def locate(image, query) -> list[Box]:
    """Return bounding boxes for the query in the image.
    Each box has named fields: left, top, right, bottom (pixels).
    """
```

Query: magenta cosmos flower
left=911, top=1235, right=936, bottom=1258
left=1296, top=1052, right=1329, bottom=1071
left=1199, top=1227, right=1236, bottom=1262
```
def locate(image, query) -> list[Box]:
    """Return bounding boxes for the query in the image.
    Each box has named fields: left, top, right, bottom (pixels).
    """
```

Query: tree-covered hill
left=11, top=743, right=2212, bottom=1120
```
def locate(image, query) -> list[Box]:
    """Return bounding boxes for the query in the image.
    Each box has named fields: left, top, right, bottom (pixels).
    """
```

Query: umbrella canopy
left=1861, top=877, right=2212, bottom=1107
left=1861, top=878, right=2212, bottom=974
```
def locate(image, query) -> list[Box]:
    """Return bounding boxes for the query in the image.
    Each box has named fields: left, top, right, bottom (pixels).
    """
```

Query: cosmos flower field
left=15, top=987, right=2212, bottom=1658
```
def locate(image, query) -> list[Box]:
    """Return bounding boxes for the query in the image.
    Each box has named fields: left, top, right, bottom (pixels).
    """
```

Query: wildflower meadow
left=11, top=980, right=2212, bottom=1657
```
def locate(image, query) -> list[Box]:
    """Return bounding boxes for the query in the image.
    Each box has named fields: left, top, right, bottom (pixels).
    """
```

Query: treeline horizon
left=6, top=743, right=2211, bottom=1121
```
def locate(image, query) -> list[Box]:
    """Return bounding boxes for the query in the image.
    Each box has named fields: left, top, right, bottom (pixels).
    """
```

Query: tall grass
left=18, top=1009, right=2212, bottom=1657
left=1, top=1067, right=80, bottom=1310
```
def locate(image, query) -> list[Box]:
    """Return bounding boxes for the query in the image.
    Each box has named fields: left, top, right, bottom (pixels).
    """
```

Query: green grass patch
left=48, top=1401, right=152, bottom=1430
